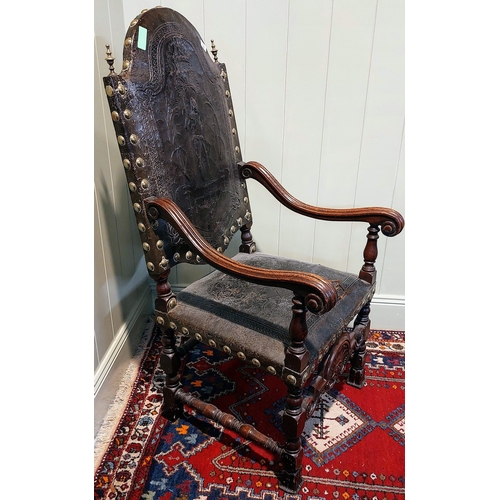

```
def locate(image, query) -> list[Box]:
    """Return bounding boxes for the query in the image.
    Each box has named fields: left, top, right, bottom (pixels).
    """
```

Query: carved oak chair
left=102, top=7, right=404, bottom=493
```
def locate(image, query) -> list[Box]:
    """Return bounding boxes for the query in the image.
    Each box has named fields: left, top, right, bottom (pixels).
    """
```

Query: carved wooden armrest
left=239, top=161, right=404, bottom=237
left=145, top=197, right=338, bottom=314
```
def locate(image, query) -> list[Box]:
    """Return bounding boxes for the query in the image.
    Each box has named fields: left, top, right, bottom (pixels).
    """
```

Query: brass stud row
left=106, top=79, right=171, bottom=279
left=122, top=156, right=145, bottom=171
left=145, top=255, right=169, bottom=274
left=173, top=250, right=206, bottom=263
left=184, top=330, right=277, bottom=374
left=155, top=316, right=177, bottom=329
left=112, top=109, right=132, bottom=123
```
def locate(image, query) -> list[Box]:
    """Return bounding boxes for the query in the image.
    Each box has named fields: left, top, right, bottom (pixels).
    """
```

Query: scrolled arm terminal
left=239, top=161, right=404, bottom=237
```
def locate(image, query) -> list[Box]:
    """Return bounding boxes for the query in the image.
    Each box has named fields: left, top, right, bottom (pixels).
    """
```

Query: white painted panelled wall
left=94, top=0, right=405, bottom=433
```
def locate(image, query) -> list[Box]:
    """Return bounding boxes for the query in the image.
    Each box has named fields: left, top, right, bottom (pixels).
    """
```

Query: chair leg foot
left=347, top=364, right=366, bottom=388
left=279, top=450, right=304, bottom=493
left=280, top=382, right=306, bottom=493
left=158, top=323, right=184, bottom=421
left=347, top=330, right=367, bottom=388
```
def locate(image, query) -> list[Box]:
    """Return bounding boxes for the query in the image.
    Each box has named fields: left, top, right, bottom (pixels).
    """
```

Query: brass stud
left=223, top=236, right=230, bottom=245
left=208, top=339, right=216, bottom=347
left=124, top=109, right=132, bottom=119
left=117, top=135, right=126, bottom=146
left=229, top=109, right=233, bottom=117
left=267, top=366, right=277, bottom=375
left=223, top=346, right=231, bottom=354
left=217, top=247, right=223, bottom=253
left=196, top=255, right=202, bottom=263
left=230, top=226, right=237, bottom=234
left=232, top=128, right=236, bottom=135
left=140, top=179, right=149, bottom=189
left=133, top=203, right=142, bottom=213
left=117, top=83, right=126, bottom=95
left=123, top=159, right=131, bottom=170
left=251, top=358, right=261, bottom=367
left=138, top=223, right=146, bottom=232
left=147, top=262, right=155, bottom=271
left=125, top=37, right=132, bottom=47
left=129, top=182, right=137, bottom=192
left=142, top=242, right=150, bottom=251
left=186, top=251, right=193, bottom=260
left=130, top=134, right=138, bottom=144
left=181, top=327, right=189, bottom=335
left=136, top=157, right=144, bottom=168
left=122, top=60, right=130, bottom=70
left=241, top=183, right=246, bottom=189
left=160, top=257, right=169, bottom=269
left=235, top=146, right=240, bottom=154
left=195, top=333, right=203, bottom=342
left=173, top=253, right=180, bottom=262
left=156, top=240, right=164, bottom=249
left=156, top=316, right=164, bottom=325
left=105, top=85, right=114, bottom=96
left=237, top=352, right=246, bottom=360
left=244, top=197, right=249, bottom=204
left=169, top=322, right=177, bottom=331
left=286, top=374, right=297, bottom=385
left=130, top=18, right=138, bottom=27
left=225, top=90, right=231, bottom=98
left=151, top=220, right=159, bottom=230
left=111, top=111, right=119, bottom=122
left=168, top=298, right=177, bottom=309
left=236, top=217, right=243, bottom=226
left=245, top=211, right=252, bottom=221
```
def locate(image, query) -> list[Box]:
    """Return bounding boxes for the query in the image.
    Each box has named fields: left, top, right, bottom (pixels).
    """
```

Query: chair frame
left=102, top=7, right=404, bottom=492
left=145, top=166, right=402, bottom=492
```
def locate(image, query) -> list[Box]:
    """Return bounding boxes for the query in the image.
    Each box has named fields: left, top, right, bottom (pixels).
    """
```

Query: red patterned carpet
left=94, top=323, right=404, bottom=499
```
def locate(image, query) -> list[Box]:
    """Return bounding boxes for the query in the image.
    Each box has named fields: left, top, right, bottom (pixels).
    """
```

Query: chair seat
left=169, top=252, right=375, bottom=379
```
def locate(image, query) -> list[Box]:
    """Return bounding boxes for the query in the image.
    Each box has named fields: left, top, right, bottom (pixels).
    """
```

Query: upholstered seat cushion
left=168, top=252, right=374, bottom=378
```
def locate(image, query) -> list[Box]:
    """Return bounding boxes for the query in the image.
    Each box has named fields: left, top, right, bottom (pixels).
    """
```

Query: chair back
left=103, top=7, right=251, bottom=274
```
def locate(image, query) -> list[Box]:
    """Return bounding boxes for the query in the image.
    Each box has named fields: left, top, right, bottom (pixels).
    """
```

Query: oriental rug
left=94, top=321, right=405, bottom=500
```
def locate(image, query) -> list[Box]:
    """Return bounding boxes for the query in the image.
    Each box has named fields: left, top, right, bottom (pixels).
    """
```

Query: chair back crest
left=103, top=7, right=251, bottom=273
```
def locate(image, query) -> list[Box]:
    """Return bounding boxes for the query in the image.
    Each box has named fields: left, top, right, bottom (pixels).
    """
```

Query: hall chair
left=102, top=7, right=404, bottom=493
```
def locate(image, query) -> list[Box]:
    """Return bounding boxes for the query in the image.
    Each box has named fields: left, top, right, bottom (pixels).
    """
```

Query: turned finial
left=210, top=39, right=218, bottom=63
left=105, top=45, right=115, bottom=75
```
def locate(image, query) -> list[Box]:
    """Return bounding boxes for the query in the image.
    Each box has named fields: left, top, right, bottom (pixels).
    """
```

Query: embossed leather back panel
left=103, top=7, right=251, bottom=273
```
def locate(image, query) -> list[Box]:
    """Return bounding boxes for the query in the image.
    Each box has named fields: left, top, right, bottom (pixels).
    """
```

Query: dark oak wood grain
left=239, top=161, right=404, bottom=236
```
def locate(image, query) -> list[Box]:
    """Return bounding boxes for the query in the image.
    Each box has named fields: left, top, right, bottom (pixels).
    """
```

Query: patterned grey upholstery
left=169, top=252, right=375, bottom=379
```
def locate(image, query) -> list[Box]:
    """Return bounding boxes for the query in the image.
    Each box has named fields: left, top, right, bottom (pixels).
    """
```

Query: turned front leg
left=348, top=224, right=378, bottom=388
left=280, top=294, right=309, bottom=492
left=154, top=273, right=183, bottom=421
left=281, top=384, right=306, bottom=492
left=347, top=301, right=371, bottom=388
